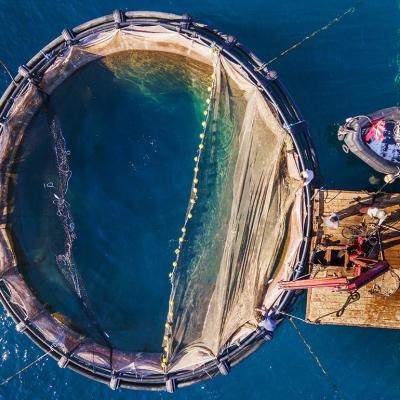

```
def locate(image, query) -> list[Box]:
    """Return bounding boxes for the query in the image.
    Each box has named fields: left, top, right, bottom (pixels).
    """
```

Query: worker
left=259, top=316, right=276, bottom=333
left=322, top=213, right=340, bottom=229
left=360, top=206, right=387, bottom=225
left=257, top=306, right=276, bottom=339
left=300, top=169, right=314, bottom=186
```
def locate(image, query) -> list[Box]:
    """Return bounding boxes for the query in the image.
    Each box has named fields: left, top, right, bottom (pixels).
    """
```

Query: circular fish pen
left=0, top=11, right=318, bottom=391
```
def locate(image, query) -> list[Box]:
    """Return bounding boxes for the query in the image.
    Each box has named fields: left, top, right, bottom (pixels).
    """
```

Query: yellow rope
left=161, top=47, right=219, bottom=370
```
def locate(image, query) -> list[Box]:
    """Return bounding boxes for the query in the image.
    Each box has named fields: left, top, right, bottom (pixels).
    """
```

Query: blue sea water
left=0, top=1, right=399, bottom=399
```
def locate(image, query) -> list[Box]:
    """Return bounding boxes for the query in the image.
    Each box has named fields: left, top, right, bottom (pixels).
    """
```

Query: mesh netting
left=47, top=107, right=112, bottom=347
left=0, top=25, right=304, bottom=376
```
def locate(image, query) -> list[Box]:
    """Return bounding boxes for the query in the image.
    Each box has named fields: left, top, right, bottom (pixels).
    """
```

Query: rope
left=375, top=168, right=400, bottom=195
left=277, top=310, right=310, bottom=324
left=0, top=348, right=52, bottom=386
left=0, top=58, right=15, bottom=84
left=288, top=318, right=344, bottom=398
left=255, top=1, right=363, bottom=71
left=315, top=291, right=360, bottom=323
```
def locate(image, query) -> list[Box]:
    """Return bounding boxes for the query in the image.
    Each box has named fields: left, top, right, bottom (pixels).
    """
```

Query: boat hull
left=338, top=107, right=400, bottom=174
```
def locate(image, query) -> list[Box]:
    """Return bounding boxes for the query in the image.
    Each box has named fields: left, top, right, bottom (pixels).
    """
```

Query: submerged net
left=49, top=113, right=80, bottom=297
left=48, top=108, right=111, bottom=347
left=0, top=24, right=305, bottom=376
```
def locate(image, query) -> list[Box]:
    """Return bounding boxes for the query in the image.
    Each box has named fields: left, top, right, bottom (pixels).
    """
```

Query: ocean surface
left=0, top=1, right=399, bottom=399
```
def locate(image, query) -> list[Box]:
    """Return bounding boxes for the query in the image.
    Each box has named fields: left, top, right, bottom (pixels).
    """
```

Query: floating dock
left=306, top=189, right=400, bottom=329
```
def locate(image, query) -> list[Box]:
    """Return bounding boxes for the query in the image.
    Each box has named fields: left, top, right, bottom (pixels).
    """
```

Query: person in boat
left=322, top=213, right=340, bottom=229
left=364, top=119, right=386, bottom=143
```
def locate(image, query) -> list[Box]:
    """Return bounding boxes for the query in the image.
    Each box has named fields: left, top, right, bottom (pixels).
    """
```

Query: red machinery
left=280, top=218, right=394, bottom=293
left=279, top=261, right=389, bottom=293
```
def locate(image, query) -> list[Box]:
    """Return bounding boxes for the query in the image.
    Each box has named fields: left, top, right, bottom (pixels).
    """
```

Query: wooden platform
left=306, top=189, right=400, bottom=329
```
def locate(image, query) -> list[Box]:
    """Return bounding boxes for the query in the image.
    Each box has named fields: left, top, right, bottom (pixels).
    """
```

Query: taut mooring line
left=0, top=348, right=53, bottom=386
left=0, top=58, right=15, bottom=84
left=255, top=1, right=365, bottom=71
left=288, top=317, right=347, bottom=400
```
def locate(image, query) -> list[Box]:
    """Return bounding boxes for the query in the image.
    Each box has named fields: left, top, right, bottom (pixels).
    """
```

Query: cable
left=0, top=348, right=52, bottom=386
left=288, top=318, right=346, bottom=399
left=314, top=291, right=360, bottom=323
left=0, top=58, right=15, bottom=84
left=255, top=1, right=364, bottom=71
left=277, top=309, right=310, bottom=324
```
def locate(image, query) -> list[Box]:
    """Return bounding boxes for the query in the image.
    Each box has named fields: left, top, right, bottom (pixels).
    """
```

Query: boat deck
left=306, top=189, right=400, bottom=329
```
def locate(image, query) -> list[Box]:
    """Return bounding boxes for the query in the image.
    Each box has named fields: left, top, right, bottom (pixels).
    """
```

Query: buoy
left=16, top=321, right=27, bottom=333
left=384, top=174, right=395, bottom=184
left=166, top=378, right=177, bottom=393
left=57, top=355, right=69, bottom=368
left=18, top=65, right=31, bottom=80
left=109, top=374, right=120, bottom=391
left=61, top=28, right=75, bottom=44
left=217, top=360, right=230, bottom=376
left=369, top=175, right=380, bottom=185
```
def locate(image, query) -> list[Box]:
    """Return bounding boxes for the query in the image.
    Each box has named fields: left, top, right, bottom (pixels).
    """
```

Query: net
left=0, top=24, right=305, bottom=376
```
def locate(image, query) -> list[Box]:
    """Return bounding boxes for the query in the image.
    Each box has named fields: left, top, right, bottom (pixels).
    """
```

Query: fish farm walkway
left=306, top=189, right=400, bottom=329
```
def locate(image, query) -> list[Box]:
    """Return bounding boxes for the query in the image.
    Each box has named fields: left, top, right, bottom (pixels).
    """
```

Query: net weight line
left=255, top=1, right=364, bottom=71
left=161, top=47, right=220, bottom=369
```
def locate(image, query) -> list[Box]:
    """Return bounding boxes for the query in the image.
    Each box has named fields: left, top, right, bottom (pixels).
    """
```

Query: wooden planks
left=306, top=189, right=400, bottom=329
